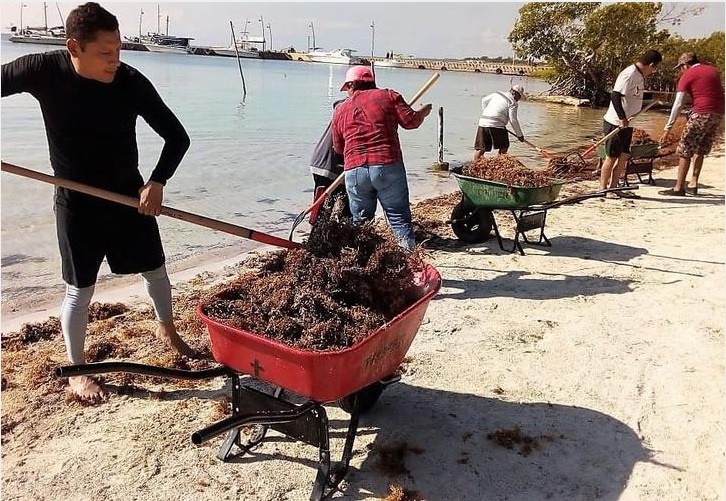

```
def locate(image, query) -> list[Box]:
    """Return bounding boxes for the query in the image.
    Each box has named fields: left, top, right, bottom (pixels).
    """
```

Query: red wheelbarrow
left=56, top=264, right=442, bottom=501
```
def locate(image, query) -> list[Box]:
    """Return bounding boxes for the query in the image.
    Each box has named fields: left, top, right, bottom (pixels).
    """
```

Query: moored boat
left=375, top=58, right=407, bottom=68
left=209, top=33, right=261, bottom=58
left=8, top=28, right=66, bottom=46
left=140, top=34, right=194, bottom=54
left=307, top=48, right=362, bottom=65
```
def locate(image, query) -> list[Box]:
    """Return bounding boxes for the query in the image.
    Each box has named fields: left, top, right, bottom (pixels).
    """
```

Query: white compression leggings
left=60, top=265, right=174, bottom=364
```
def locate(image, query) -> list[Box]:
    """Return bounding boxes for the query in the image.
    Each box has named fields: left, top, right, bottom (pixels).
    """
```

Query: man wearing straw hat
left=658, top=52, right=724, bottom=196
left=332, top=65, right=432, bottom=251
left=1, top=2, right=194, bottom=402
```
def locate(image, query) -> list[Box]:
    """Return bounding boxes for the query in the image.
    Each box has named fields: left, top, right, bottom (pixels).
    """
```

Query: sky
left=1, top=1, right=724, bottom=59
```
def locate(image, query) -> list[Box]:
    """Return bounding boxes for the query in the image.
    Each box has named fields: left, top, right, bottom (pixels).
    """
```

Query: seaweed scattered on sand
left=487, top=426, right=559, bottom=456
left=383, top=485, right=425, bottom=501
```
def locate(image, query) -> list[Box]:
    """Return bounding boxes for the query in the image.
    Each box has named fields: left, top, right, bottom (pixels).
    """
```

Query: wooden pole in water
left=432, top=106, right=449, bottom=171
left=229, top=21, right=247, bottom=98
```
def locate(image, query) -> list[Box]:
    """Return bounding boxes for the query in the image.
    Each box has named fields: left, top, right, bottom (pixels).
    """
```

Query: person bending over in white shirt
left=472, top=84, right=525, bottom=162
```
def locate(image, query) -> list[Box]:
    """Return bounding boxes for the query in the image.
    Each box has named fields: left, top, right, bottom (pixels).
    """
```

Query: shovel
left=1, top=161, right=299, bottom=250
left=288, top=71, right=442, bottom=240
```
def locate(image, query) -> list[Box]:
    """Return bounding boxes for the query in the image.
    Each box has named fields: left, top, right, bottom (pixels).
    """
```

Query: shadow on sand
left=335, top=382, right=661, bottom=500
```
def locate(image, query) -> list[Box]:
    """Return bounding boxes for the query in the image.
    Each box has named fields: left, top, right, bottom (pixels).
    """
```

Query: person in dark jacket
left=1, top=2, right=194, bottom=402
left=308, top=99, right=351, bottom=223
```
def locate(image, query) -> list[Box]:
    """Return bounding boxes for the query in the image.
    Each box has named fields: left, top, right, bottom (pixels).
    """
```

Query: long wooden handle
left=506, top=129, right=557, bottom=159
left=302, top=72, right=442, bottom=216
left=408, top=72, right=440, bottom=105
left=581, top=100, right=660, bottom=158
left=1, top=161, right=299, bottom=250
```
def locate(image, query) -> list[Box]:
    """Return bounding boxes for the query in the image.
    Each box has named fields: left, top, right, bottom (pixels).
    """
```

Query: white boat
left=131, top=7, right=193, bottom=54
left=8, top=25, right=66, bottom=46
left=209, top=34, right=261, bottom=58
left=8, top=3, right=66, bottom=46
left=375, top=58, right=407, bottom=68
left=140, top=34, right=193, bottom=54
left=307, top=48, right=363, bottom=65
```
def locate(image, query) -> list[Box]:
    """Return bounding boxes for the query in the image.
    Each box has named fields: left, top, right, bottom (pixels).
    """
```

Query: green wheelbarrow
left=447, top=173, right=637, bottom=254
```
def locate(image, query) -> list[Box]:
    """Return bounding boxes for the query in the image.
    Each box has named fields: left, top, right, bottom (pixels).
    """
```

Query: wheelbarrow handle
left=581, top=101, right=660, bottom=158
left=1, top=161, right=299, bottom=250
left=530, top=185, right=639, bottom=210
left=55, top=361, right=234, bottom=380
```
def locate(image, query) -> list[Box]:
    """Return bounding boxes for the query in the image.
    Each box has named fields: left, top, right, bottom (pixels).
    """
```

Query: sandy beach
left=1, top=146, right=724, bottom=500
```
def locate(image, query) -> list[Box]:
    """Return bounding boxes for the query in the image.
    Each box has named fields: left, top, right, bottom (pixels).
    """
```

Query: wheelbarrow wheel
left=337, top=381, right=385, bottom=415
left=239, top=424, right=267, bottom=450
left=450, top=203, right=493, bottom=243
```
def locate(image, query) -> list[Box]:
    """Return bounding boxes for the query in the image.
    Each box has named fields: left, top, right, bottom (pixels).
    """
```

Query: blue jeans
left=344, top=162, right=415, bottom=251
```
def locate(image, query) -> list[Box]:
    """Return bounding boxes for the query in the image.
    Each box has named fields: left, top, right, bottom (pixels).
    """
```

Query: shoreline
left=0, top=243, right=267, bottom=333
left=2, top=137, right=721, bottom=334
left=0, top=146, right=715, bottom=334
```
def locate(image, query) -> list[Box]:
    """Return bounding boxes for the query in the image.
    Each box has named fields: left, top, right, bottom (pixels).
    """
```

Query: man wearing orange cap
left=331, top=66, right=432, bottom=251
left=659, top=52, right=725, bottom=196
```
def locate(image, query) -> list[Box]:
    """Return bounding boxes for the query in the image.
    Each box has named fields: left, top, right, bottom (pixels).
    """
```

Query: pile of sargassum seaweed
left=201, top=218, right=424, bottom=352
left=463, top=155, right=554, bottom=187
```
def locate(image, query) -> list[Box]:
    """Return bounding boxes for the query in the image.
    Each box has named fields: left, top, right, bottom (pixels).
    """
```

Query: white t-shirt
left=603, top=64, right=645, bottom=126
left=477, top=91, right=523, bottom=137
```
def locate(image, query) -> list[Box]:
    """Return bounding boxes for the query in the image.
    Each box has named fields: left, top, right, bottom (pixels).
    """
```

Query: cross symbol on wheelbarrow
left=250, top=359, right=264, bottom=378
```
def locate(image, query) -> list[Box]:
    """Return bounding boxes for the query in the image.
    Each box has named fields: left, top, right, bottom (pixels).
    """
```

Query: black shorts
left=474, top=126, right=510, bottom=152
left=55, top=202, right=165, bottom=288
left=603, top=121, right=633, bottom=158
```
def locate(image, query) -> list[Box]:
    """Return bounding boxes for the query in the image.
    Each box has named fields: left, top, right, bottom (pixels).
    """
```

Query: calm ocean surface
left=0, top=40, right=667, bottom=312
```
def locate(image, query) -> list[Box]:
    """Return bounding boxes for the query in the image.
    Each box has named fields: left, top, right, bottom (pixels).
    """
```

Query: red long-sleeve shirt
left=331, top=88, right=426, bottom=170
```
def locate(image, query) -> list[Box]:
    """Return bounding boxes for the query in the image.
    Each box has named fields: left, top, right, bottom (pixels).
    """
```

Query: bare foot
left=69, top=376, right=108, bottom=403
left=155, top=323, right=197, bottom=358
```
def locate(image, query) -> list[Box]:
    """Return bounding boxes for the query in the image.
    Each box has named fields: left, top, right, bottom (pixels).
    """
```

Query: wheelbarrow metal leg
left=310, top=407, right=331, bottom=501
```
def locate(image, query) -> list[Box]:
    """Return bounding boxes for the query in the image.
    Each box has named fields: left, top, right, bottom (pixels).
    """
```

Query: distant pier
left=122, top=40, right=542, bottom=76
left=213, top=50, right=539, bottom=76
left=368, top=57, right=538, bottom=76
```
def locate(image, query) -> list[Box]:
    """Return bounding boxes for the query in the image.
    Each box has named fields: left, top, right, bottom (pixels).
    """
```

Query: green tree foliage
left=508, top=2, right=720, bottom=104
left=657, top=31, right=725, bottom=89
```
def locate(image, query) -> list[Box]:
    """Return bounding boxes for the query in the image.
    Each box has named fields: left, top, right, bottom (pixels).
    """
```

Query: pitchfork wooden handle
left=581, top=100, right=660, bottom=158
left=1, top=161, right=299, bottom=250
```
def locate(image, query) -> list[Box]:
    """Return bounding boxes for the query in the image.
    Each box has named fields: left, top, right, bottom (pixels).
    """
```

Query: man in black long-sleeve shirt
left=2, top=2, right=194, bottom=401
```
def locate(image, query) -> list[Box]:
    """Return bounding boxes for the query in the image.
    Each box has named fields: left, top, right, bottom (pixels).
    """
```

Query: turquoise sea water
left=0, top=41, right=668, bottom=312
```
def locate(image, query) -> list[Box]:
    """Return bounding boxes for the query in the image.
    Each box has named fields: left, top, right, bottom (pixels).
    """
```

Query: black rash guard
left=1, top=50, right=189, bottom=208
